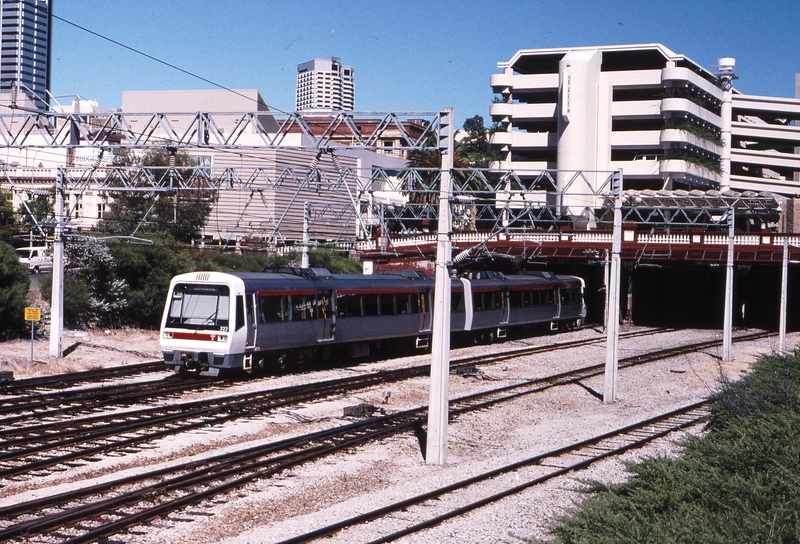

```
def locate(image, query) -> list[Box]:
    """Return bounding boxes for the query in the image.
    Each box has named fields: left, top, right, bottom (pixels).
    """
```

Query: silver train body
left=159, top=268, right=586, bottom=375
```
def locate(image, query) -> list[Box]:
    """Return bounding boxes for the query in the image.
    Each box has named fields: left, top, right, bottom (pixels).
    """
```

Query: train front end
left=160, top=272, right=244, bottom=376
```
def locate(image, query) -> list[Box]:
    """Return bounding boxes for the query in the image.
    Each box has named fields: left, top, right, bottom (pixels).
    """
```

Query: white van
left=15, top=246, right=53, bottom=274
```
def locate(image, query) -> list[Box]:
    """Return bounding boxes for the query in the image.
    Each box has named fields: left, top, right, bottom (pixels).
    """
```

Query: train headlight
left=162, top=331, right=173, bottom=339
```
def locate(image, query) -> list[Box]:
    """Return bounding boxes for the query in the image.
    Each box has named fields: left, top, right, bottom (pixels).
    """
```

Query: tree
left=401, top=115, right=500, bottom=231
left=40, top=272, right=92, bottom=327
left=0, top=242, right=30, bottom=339
left=458, top=115, right=500, bottom=168
left=17, top=186, right=54, bottom=232
left=99, top=149, right=214, bottom=243
left=109, top=239, right=192, bottom=329
left=64, top=238, right=128, bottom=328
left=0, top=187, right=16, bottom=237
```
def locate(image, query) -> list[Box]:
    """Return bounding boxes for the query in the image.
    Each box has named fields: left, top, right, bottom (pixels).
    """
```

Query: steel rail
left=0, top=330, right=762, bottom=542
left=0, top=328, right=671, bottom=475
left=0, top=330, right=768, bottom=480
left=0, top=327, right=662, bottom=420
left=278, top=402, right=709, bottom=544
left=0, top=360, right=166, bottom=395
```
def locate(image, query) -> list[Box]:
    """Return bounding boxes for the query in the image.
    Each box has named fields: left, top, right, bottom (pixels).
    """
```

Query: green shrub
left=0, top=242, right=30, bottom=338
left=541, top=351, right=800, bottom=544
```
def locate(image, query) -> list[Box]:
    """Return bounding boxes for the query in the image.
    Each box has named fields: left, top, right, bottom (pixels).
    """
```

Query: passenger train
left=160, top=268, right=586, bottom=375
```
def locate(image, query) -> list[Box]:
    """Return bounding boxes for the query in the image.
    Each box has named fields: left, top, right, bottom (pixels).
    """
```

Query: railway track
left=279, top=401, right=709, bottom=543
left=0, top=360, right=167, bottom=395
left=0, top=329, right=769, bottom=482
left=0, top=326, right=659, bottom=419
left=0, top=329, right=764, bottom=542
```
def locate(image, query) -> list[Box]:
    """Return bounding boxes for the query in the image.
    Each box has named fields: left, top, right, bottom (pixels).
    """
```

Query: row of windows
left=258, top=288, right=580, bottom=323
left=259, top=292, right=425, bottom=323
left=449, top=289, right=561, bottom=312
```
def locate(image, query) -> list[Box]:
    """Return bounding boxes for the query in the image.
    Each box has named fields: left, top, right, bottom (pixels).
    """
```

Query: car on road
left=15, top=246, right=53, bottom=274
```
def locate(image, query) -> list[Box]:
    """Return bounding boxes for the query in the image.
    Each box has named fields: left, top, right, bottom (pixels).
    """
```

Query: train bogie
left=159, top=268, right=585, bottom=375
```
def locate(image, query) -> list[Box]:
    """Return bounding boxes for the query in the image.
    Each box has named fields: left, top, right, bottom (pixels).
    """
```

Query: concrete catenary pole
left=426, top=108, right=454, bottom=465
left=603, top=173, right=623, bottom=403
left=717, top=58, right=736, bottom=192
left=723, top=207, right=734, bottom=362
left=779, top=236, right=788, bottom=353
left=49, top=168, right=65, bottom=357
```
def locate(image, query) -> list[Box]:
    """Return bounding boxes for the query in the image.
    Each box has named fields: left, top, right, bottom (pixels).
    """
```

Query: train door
left=245, top=293, right=257, bottom=349
left=419, top=288, right=432, bottom=332
left=316, top=291, right=335, bottom=342
left=460, top=278, right=474, bottom=331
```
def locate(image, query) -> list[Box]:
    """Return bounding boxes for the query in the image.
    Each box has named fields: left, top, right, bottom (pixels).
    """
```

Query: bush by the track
left=542, top=349, right=800, bottom=544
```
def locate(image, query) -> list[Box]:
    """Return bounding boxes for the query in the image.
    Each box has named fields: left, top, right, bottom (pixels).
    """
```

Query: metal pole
left=426, top=108, right=454, bottom=465
left=49, top=168, right=65, bottom=358
left=603, top=173, right=622, bottom=404
left=722, top=208, right=734, bottom=362
left=779, top=236, right=788, bottom=353
left=30, top=321, right=34, bottom=367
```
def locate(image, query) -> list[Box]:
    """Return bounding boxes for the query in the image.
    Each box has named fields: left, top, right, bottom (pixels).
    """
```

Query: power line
left=48, top=11, right=292, bottom=116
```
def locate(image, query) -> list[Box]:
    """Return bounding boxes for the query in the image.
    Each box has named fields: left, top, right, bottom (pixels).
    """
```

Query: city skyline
left=0, top=0, right=51, bottom=108
left=24, top=1, right=800, bottom=126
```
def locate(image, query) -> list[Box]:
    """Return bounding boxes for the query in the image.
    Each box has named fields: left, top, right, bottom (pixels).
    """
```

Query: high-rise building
left=0, top=0, right=51, bottom=109
left=296, top=57, right=354, bottom=112
left=491, top=44, right=800, bottom=196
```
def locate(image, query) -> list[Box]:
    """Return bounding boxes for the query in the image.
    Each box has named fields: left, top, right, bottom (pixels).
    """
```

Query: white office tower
left=296, top=57, right=354, bottom=112
left=0, top=0, right=51, bottom=109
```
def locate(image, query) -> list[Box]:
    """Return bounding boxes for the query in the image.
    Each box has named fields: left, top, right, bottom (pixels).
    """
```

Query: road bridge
left=359, top=229, right=800, bottom=267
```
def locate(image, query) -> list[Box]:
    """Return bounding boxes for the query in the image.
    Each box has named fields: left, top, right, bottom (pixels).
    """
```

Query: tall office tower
left=1, top=0, right=52, bottom=109
left=296, top=57, right=354, bottom=112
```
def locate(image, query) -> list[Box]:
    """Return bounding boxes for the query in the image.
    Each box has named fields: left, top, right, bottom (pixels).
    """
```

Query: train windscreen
left=166, top=284, right=231, bottom=331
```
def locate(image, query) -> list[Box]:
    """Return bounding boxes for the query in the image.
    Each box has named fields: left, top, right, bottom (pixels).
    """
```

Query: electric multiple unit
left=160, top=268, right=585, bottom=376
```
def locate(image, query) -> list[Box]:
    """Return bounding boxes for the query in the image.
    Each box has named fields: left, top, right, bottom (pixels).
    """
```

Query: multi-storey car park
left=490, top=43, right=800, bottom=201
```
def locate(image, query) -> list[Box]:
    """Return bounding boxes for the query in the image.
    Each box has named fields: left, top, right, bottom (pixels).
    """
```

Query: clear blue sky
left=51, top=0, right=799, bottom=128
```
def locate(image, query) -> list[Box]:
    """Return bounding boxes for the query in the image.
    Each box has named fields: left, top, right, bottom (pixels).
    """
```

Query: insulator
left=451, top=248, right=473, bottom=264
left=330, top=150, right=342, bottom=172
left=92, top=149, right=104, bottom=169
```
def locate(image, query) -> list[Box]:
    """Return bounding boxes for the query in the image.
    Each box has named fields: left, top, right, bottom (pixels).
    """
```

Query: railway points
left=0, top=327, right=781, bottom=542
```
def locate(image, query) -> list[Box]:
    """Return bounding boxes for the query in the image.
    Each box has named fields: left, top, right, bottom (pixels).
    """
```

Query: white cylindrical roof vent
left=718, top=57, right=736, bottom=72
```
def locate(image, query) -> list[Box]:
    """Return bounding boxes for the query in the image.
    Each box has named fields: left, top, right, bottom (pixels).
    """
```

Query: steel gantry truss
left=1, top=105, right=786, bottom=467
left=0, top=110, right=445, bottom=150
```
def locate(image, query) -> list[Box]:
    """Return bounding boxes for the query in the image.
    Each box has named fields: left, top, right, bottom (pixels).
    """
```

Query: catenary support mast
left=426, top=108, right=454, bottom=465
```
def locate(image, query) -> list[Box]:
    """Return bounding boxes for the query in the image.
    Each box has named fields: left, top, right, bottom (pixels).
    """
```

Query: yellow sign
left=24, top=307, right=41, bottom=322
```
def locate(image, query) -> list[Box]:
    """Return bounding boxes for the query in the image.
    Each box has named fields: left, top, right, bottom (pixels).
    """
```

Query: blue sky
left=51, top=0, right=799, bottom=127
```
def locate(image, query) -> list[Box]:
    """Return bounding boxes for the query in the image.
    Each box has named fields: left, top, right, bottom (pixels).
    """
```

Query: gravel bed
left=0, top=326, right=791, bottom=543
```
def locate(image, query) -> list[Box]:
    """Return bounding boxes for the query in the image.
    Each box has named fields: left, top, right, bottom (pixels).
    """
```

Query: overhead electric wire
left=45, top=9, right=291, bottom=116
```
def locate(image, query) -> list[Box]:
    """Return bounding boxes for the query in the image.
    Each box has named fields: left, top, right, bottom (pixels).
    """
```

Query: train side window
left=336, top=294, right=347, bottom=317
left=363, top=293, right=379, bottom=316
left=235, top=295, right=245, bottom=331
left=260, top=295, right=287, bottom=322
left=451, top=292, right=464, bottom=312
left=396, top=293, right=411, bottom=314
left=380, top=294, right=396, bottom=316
left=410, top=292, right=421, bottom=314
left=345, top=293, right=362, bottom=317
left=545, top=290, right=555, bottom=305
left=293, top=295, right=313, bottom=321
left=473, top=292, right=483, bottom=311
left=509, top=291, right=522, bottom=307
